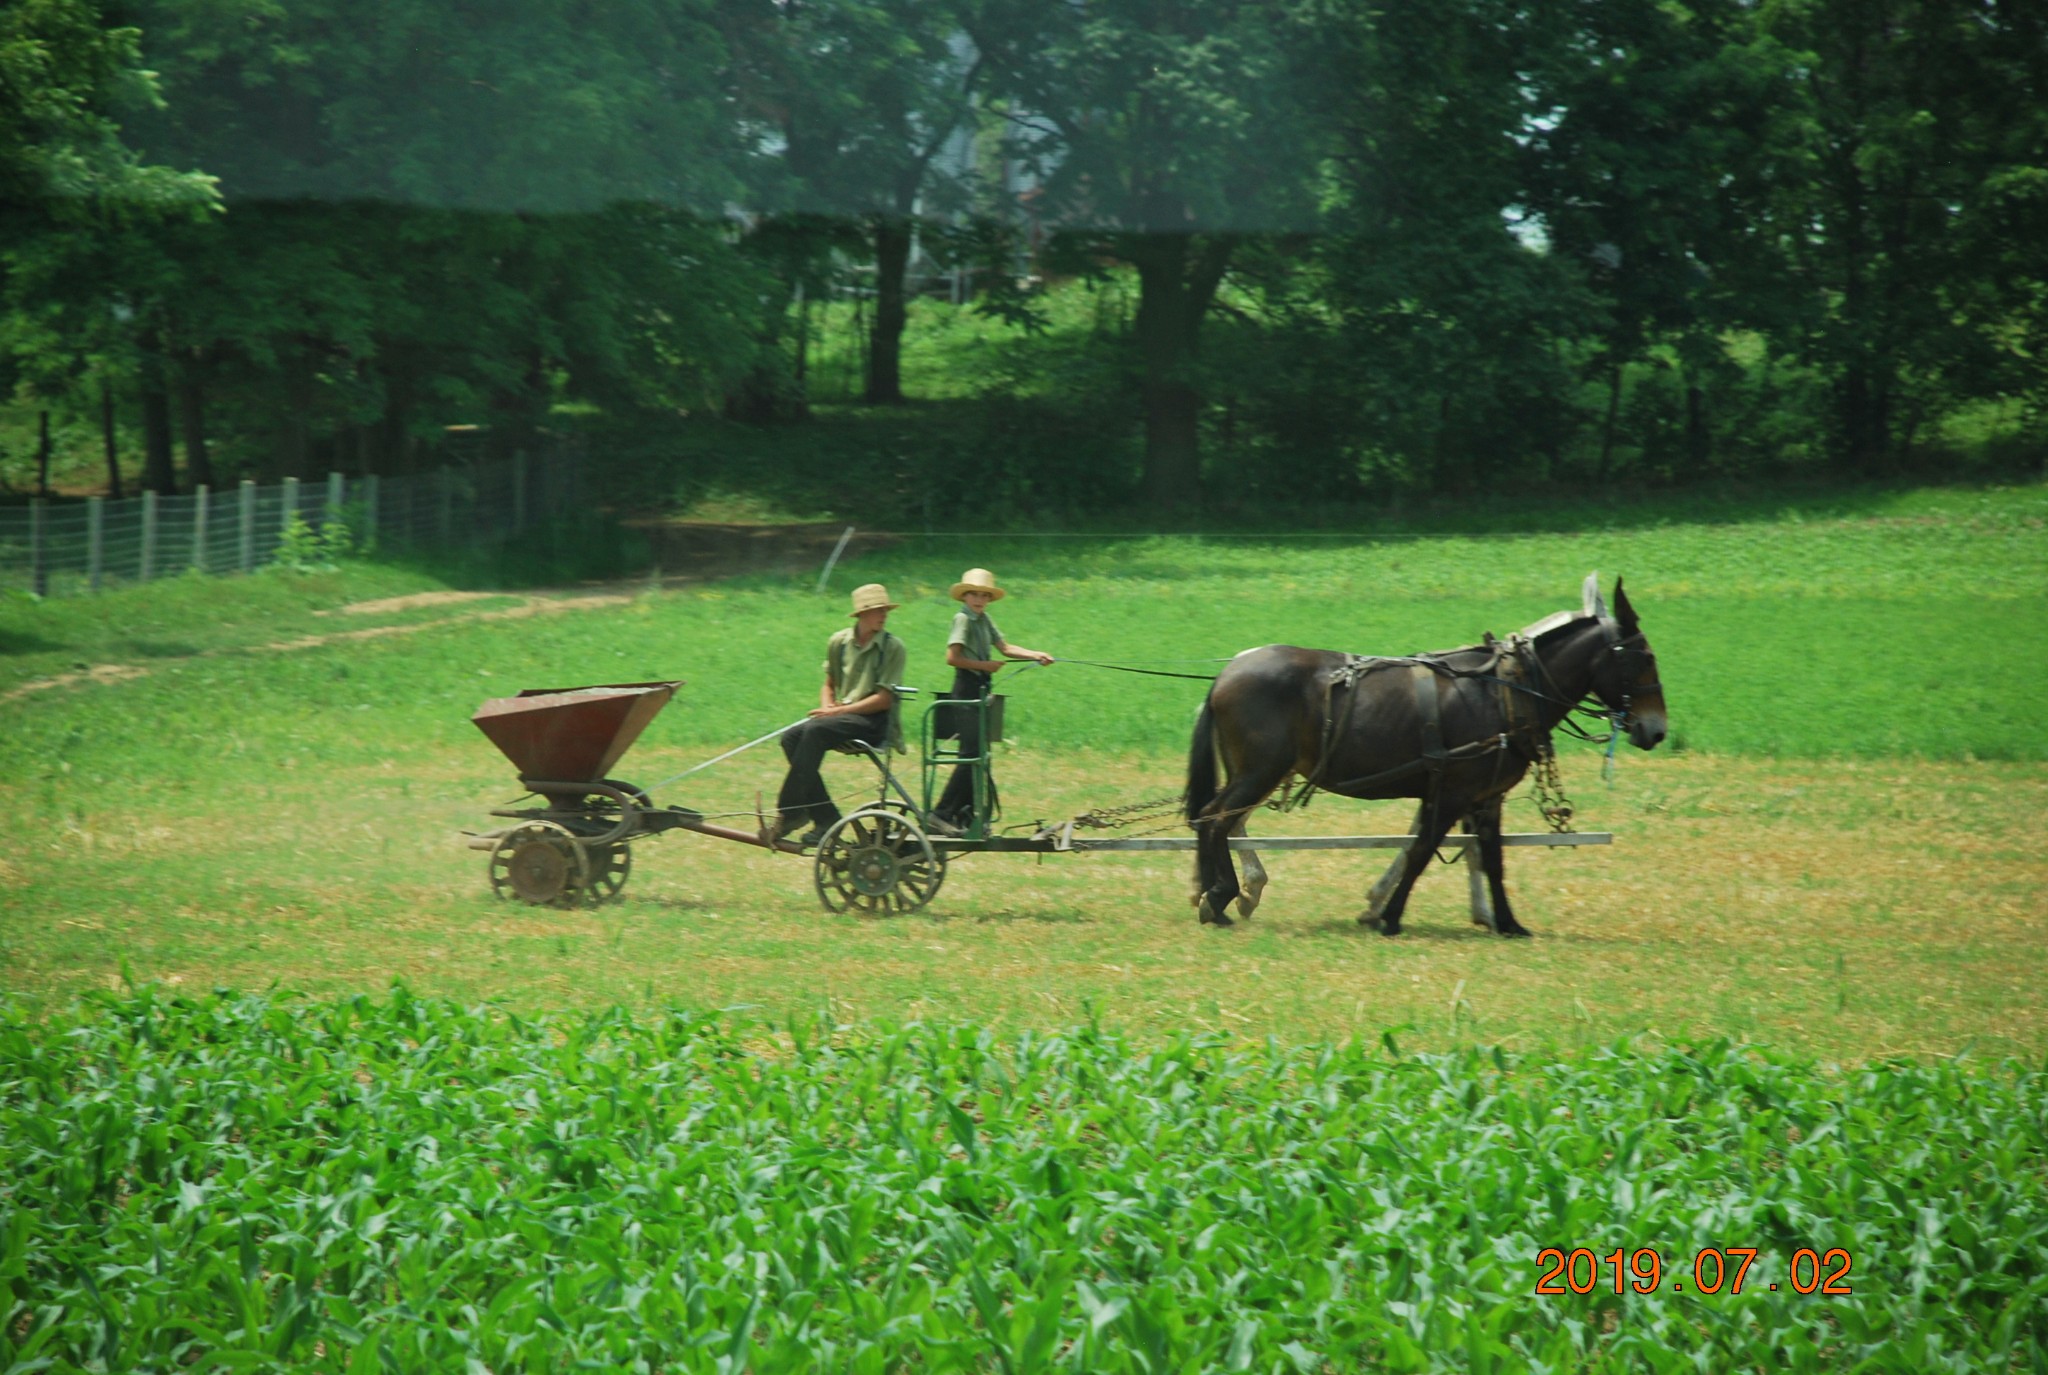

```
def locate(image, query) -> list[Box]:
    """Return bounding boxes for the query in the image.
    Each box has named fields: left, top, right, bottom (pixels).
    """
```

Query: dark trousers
left=934, top=668, right=995, bottom=825
left=777, top=712, right=887, bottom=832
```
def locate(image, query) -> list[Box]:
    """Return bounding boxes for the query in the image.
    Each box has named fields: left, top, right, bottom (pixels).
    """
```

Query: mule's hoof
left=1197, top=897, right=1235, bottom=928
left=1356, top=911, right=1383, bottom=929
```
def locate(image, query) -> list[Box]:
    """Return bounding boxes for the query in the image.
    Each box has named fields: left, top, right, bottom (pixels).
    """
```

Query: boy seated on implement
left=769, top=583, right=907, bottom=848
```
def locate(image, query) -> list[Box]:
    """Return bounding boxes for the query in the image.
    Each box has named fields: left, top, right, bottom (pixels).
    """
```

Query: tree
left=966, top=0, right=1328, bottom=508
left=0, top=0, right=217, bottom=492
left=63, top=0, right=769, bottom=480
left=1758, top=0, right=2048, bottom=469
left=1300, top=0, right=1590, bottom=490
left=1522, top=0, right=1805, bottom=478
left=729, top=0, right=983, bottom=405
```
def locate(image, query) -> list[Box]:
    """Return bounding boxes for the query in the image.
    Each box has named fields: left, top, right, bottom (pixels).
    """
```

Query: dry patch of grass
left=4, top=748, right=2044, bottom=1060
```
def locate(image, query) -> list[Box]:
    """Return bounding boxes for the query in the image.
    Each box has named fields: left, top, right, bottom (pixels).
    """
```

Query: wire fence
left=0, top=450, right=586, bottom=598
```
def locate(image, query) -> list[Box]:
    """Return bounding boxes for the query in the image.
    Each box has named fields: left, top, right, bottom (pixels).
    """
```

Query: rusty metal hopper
left=472, top=681, right=682, bottom=783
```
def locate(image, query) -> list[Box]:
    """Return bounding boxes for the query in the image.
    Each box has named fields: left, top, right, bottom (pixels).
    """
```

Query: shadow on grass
left=617, top=895, right=722, bottom=915
left=923, top=907, right=1092, bottom=926
left=115, top=639, right=206, bottom=659
left=0, top=627, right=68, bottom=655
left=1277, top=918, right=1516, bottom=942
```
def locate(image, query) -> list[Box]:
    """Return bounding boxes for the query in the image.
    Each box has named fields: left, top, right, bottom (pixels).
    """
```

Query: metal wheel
left=814, top=806, right=947, bottom=915
left=582, top=842, right=633, bottom=905
left=488, top=821, right=590, bottom=908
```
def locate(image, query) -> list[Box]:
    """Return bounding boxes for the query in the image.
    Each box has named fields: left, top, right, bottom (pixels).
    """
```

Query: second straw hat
left=948, top=568, right=1006, bottom=602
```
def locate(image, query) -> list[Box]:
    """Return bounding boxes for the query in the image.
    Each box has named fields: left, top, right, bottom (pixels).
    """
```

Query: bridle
left=1601, top=628, right=1661, bottom=732
left=1507, top=619, right=1659, bottom=744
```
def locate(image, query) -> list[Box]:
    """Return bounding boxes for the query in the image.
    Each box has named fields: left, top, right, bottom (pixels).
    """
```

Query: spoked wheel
left=814, top=806, right=947, bottom=915
left=581, top=842, right=633, bottom=905
left=489, top=821, right=590, bottom=908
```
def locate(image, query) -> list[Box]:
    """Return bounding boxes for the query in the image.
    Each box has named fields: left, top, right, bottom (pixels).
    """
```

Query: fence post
left=438, top=467, right=454, bottom=543
left=280, top=475, right=299, bottom=564
left=238, top=479, right=256, bottom=572
left=140, top=489, right=159, bottom=582
left=364, top=474, right=380, bottom=550
left=88, top=497, right=104, bottom=593
left=512, top=449, right=528, bottom=533
left=192, top=484, right=210, bottom=572
left=29, top=498, right=47, bottom=597
left=326, top=470, right=345, bottom=529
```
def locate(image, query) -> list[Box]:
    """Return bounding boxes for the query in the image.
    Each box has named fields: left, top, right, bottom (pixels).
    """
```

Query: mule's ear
left=1614, top=577, right=1638, bottom=633
left=1581, top=572, right=1608, bottom=620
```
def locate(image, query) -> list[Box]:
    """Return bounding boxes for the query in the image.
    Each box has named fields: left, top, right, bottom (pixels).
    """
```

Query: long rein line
left=1037, top=657, right=1225, bottom=682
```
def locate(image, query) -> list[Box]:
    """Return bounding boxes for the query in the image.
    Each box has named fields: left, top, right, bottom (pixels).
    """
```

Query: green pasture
left=1, top=485, right=2046, bottom=1057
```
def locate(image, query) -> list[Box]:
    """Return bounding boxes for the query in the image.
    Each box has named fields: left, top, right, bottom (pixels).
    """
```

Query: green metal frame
left=919, top=694, right=1002, bottom=839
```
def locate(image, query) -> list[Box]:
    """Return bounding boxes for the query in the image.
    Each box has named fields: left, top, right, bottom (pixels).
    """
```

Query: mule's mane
left=1517, top=609, right=1598, bottom=645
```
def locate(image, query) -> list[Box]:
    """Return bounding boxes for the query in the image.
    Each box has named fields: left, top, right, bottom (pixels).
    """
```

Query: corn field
left=3, top=989, right=2043, bottom=1373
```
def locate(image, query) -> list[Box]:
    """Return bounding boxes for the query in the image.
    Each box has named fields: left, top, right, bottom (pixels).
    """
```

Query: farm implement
left=468, top=680, right=1610, bottom=917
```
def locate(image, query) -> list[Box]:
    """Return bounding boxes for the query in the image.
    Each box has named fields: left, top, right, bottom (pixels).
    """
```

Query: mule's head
left=1588, top=577, right=1667, bottom=750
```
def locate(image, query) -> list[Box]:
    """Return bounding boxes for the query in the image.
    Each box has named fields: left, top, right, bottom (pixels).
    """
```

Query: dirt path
left=2, top=589, right=637, bottom=705
left=4, top=519, right=884, bottom=706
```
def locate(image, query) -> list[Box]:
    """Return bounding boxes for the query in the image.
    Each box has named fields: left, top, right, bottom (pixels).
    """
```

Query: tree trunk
left=379, top=362, right=413, bottom=474
left=101, top=377, right=123, bottom=499
left=35, top=411, right=52, bottom=497
left=1685, top=382, right=1708, bottom=474
left=280, top=355, right=312, bottom=480
left=1128, top=233, right=1234, bottom=512
left=1597, top=358, right=1624, bottom=481
left=865, top=216, right=912, bottom=404
left=177, top=357, right=214, bottom=490
left=794, top=283, right=810, bottom=385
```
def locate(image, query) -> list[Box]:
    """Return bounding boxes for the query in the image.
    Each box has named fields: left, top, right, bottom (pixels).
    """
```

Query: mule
left=1185, top=575, right=1666, bottom=935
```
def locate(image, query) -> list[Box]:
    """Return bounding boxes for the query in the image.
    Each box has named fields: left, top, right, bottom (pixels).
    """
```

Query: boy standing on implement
left=771, top=582, right=907, bottom=848
left=930, top=568, right=1052, bottom=833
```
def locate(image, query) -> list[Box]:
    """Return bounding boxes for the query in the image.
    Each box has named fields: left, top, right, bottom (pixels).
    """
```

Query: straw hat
left=848, top=583, right=901, bottom=616
left=949, top=568, right=1007, bottom=602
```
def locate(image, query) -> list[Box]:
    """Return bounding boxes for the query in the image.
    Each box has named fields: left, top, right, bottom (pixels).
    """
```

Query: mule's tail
left=1186, top=696, right=1219, bottom=824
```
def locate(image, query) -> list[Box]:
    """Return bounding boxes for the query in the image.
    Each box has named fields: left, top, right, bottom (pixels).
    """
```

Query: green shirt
left=948, top=609, right=1002, bottom=664
left=824, top=626, right=908, bottom=752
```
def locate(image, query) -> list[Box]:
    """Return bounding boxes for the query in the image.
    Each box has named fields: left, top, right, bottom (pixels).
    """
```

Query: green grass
left=4, top=989, right=2043, bottom=1373
left=2, top=484, right=2045, bottom=1063
left=0, top=563, right=464, bottom=669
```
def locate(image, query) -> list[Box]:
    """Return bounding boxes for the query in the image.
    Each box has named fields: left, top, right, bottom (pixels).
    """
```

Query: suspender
left=830, top=629, right=897, bottom=700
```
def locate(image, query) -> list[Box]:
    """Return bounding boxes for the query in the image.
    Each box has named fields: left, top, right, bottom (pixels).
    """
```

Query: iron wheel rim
left=813, top=808, right=945, bottom=915
left=488, top=821, right=590, bottom=908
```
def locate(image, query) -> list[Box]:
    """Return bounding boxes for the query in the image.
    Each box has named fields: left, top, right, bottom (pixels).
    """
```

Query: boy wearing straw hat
left=930, top=568, right=1053, bottom=833
left=770, top=582, right=908, bottom=847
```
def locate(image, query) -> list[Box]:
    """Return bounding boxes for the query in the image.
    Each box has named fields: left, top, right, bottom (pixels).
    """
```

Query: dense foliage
left=3, top=988, right=2042, bottom=1371
left=1, top=0, right=2043, bottom=513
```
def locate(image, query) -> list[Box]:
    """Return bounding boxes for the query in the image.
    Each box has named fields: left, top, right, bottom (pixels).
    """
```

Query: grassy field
left=3, top=484, right=2046, bottom=1369
left=3, top=484, right=2046, bottom=1053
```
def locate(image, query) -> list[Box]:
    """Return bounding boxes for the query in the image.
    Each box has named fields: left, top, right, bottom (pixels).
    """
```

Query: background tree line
left=2, top=0, right=2043, bottom=519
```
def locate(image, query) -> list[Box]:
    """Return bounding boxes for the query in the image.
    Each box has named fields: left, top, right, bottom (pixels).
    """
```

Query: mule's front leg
left=1358, top=802, right=1451, bottom=936
left=1467, top=799, right=1530, bottom=937
left=1360, top=811, right=1419, bottom=927
left=1464, top=820, right=1496, bottom=931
